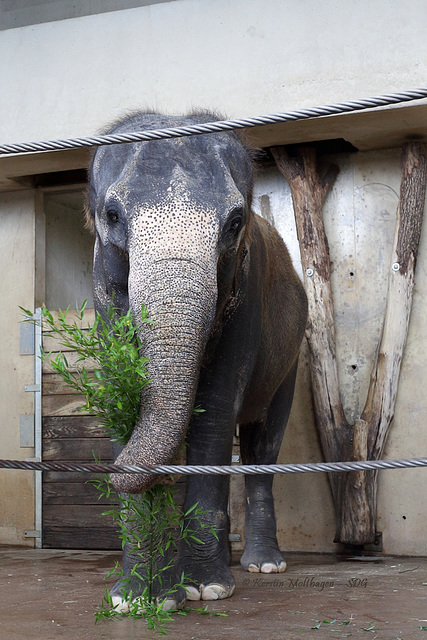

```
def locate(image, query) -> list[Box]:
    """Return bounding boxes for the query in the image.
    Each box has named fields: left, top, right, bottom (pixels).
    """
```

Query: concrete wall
left=0, top=191, right=35, bottom=546
left=44, top=192, right=94, bottom=309
left=1, top=0, right=427, bottom=147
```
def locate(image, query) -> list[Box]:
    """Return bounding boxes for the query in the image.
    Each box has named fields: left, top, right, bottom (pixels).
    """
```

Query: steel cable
left=1, top=457, right=426, bottom=475
left=1, top=89, right=427, bottom=156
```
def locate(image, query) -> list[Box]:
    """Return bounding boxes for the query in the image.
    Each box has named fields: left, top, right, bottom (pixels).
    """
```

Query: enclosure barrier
left=3, top=89, right=427, bottom=548
left=1, top=457, right=427, bottom=475
left=1, top=89, right=427, bottom=156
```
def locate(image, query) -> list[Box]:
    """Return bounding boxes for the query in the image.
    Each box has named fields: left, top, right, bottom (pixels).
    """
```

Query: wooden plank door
left=41, top=310, right=120, bottom=549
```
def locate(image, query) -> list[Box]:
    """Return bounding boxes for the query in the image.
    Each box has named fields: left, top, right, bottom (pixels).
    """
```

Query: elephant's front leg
left=110, top=491, right=188, bottom=612
left=109, top=444, right=188, bottom=611
left=177, top=411, right=236, bottom=601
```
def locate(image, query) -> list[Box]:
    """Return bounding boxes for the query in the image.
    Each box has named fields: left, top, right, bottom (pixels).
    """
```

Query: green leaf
left=194, top=605, right=210, bottom=615
left=184, top=502, right=200, bottom=517
left=192, top=404, right=205, bottom=414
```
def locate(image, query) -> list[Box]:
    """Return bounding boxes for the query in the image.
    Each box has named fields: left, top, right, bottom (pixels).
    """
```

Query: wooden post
left=362, top=142, right=427, bottom=461
left=272, top=142, right=426, bottom=546
left=271, top=146, right=346, bottom=512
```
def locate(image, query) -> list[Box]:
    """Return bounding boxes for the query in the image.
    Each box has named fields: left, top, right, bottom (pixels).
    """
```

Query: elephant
left=85, top=111, right=308, bottom=610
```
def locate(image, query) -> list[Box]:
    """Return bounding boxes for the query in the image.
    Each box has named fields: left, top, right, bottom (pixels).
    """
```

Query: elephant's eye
left=229, top=216, right=242, bottom=232
left=224, top=208, right=244, bottom=237
left=106, top=209, right=120, bottom=224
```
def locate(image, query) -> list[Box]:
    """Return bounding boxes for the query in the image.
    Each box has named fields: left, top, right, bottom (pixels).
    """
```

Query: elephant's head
left=86, top=112, right=254, bottom=493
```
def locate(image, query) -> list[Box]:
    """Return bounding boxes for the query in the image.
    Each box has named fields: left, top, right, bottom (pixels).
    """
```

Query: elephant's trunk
left=110, top=255, right=217, bottom=494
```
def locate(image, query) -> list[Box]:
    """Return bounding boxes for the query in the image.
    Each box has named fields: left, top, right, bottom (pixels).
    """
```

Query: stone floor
left=0, top=548, right=426, bottom=639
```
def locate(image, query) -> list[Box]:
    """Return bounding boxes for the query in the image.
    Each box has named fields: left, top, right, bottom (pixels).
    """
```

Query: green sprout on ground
left=22, top=302, right=218, bottom=634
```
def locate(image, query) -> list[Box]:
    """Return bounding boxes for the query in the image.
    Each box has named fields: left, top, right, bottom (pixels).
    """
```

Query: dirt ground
left=0, top=548, right=426, bottom=639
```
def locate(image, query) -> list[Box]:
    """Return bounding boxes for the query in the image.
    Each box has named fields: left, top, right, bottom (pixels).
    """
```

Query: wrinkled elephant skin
left=86, top=111, right=308, bottom=608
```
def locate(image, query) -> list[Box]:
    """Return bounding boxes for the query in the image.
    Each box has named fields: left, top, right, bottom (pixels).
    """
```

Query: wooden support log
left=271, top=146, right=346, bottom=509
left=362, top=142, right=427, bottom=460
left=272, top=142, right=426, bottom=546
left=339, top=143, right=427, bottom=544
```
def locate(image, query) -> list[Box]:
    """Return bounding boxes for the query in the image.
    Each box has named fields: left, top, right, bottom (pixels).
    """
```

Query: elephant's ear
left=83, top=188, right=95, bottom=234
left=84, top=143, right=103, bottom=234
left=84, top=150, right=99, bottom=234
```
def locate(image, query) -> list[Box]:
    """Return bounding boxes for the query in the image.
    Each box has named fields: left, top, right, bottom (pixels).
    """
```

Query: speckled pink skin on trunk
left=112, top=253, right=218, bottom=493
left=86, top=111, right=307, bottom=609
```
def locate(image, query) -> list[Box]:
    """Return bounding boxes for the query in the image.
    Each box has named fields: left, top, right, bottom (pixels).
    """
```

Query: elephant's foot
left=179, top=559, right=235, bottom=602
left=240, top=542, right=287, bottom=573
left=109, top=576, right=187, bottom=613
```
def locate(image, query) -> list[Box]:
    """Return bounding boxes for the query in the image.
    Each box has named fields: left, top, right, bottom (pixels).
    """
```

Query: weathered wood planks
left=41, top=310, right=120, bottom=549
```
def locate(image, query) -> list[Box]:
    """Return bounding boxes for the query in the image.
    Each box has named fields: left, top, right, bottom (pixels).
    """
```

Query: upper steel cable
left=0, top=457, right=426, bottom=475
left=1, top=89, right=427, bottom=156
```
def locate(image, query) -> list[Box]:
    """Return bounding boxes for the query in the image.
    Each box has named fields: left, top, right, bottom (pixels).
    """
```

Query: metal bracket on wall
left=24, top=384, right=41, bottom=392
left=20, top=414, right=35, bottom=448
left=364, top=532, right=383, bottom=552
left=20, top=322, right=35, bottom=355
left=24, top=530, right=41, bottom=539
left=228, top=533, right=241, bottom=542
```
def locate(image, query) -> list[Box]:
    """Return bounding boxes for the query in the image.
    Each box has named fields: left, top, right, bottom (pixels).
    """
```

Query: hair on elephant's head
left=86, top=111, right=256, bottom=493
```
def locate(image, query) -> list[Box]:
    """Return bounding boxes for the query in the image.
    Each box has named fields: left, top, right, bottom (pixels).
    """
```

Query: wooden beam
left=361, top=142, right=427, bottom=458
left=271, top=146, right=346, bottom=503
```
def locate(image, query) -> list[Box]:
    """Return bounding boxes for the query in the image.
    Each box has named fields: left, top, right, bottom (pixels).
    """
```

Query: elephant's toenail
left=111, top=596, right=130, bottom=612
left=201, top=583, right=230, bottom=600
left=184, top=585, right=201, bottom=601
left=248, top=563, right=260, bottom=573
